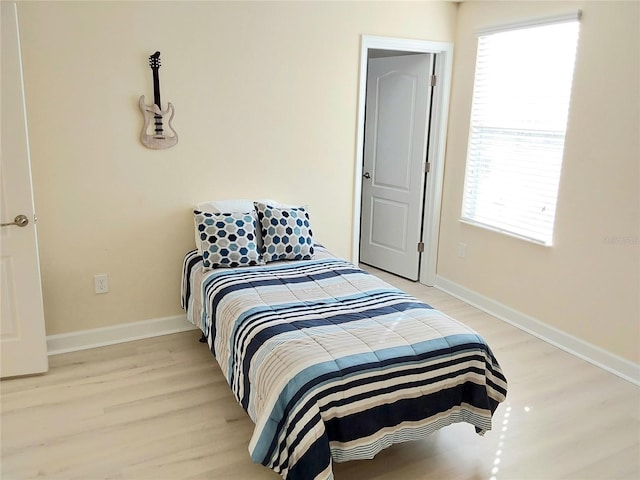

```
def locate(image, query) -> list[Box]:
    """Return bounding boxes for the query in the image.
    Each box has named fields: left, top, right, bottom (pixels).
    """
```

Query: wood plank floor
left=2, top=267, right=639, bottom=479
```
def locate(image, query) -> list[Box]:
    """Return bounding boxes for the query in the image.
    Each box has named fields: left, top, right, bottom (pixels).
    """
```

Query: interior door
left=359, top=53, right=434, bottom=281
left=1, top=1, right=49, bottom=378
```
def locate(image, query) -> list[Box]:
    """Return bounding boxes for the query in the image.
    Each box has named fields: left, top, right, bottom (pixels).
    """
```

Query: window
left=461, top=15, right=580, bottom=245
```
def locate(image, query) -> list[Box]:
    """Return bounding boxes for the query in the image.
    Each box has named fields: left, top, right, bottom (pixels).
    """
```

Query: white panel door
left=359, top=54, right=433, bottom=280
left=1, top=2, right=48, bottom=378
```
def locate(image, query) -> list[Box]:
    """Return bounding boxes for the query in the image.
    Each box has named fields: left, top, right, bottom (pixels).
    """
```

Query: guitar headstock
left=149, top=51, right=161, bottom=70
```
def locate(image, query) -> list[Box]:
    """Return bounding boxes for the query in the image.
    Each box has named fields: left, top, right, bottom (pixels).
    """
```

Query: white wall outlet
left=94, top=274, right=109, bottom=294
left=458, top=243, right=467, bottom=258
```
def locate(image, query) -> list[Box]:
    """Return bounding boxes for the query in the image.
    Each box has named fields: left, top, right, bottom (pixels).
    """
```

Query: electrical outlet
left=458, top=243, right=467, bottom=258
left=94, top=274, right=109, bottom=294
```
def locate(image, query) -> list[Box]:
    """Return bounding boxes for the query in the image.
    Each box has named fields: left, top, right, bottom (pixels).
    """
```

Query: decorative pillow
left=194, top=210, right=261, bottom=268
left=193, top=199, right=254, bottom=254
left=254, top=202, right=314, bottom=263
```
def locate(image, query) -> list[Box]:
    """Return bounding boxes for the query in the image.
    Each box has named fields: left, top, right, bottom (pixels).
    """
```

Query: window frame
left=460, top=12, right=582, bottom=246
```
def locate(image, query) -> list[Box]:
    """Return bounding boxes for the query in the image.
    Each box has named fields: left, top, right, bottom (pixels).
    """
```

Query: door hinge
left=417, top=242, right=425, bottom=253
left=430, top=74, right=437, bottom=87
left=424, top=162, right=431, bottom=173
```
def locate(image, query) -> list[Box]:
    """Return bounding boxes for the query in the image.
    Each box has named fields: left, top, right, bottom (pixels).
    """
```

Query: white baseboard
left=47, top=315, right=197, bottom=356
left=434, top=275, right=640, bottom=386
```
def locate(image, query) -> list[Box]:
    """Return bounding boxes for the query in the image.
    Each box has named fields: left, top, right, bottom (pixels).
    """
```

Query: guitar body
left=139, top=95, right=178, bottom=149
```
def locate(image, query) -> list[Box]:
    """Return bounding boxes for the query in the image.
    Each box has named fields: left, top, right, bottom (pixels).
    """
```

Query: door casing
left=353, top=35, right=454, bottom=286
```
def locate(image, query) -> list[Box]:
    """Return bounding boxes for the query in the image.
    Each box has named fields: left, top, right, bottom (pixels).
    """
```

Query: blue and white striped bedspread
left=181, top=248, right=507, bottom=480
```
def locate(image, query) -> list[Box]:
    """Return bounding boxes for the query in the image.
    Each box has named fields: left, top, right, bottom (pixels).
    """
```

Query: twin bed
left=181, top=200, right=507, bottom=480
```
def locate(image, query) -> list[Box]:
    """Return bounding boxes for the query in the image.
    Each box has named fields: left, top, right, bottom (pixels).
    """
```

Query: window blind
left=461, top=18, right=580, bottom=245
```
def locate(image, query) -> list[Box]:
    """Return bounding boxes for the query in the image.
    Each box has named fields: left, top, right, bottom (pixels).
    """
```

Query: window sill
left=459, top=218, right=552, bottom=247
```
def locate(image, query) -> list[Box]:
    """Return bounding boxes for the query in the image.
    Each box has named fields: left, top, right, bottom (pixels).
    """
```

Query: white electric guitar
left=139, top=51, right=178, bottom=149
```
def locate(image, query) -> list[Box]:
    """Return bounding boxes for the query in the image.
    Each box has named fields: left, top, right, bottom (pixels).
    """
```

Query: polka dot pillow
left=254, top=202, right=314, bottom=263
left=194, top=210, right=261, bottom=269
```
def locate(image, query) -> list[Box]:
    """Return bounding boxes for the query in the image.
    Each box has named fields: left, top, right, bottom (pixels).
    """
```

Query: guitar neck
left=151, top=67, right=163, bottom=136
left=152, top=68, right=162, bottom=110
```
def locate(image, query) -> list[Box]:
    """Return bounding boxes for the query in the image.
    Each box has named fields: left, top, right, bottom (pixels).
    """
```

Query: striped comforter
left=181, top=247, right=507, bottom=480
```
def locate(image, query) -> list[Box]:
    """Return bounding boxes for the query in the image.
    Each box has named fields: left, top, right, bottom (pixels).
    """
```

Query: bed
left=181, top=200, right=507, bottom=480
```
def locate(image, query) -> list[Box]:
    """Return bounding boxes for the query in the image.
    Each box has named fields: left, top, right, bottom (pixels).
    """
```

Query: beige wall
left=16, top=1, right=457, bottom=335
left=439, top=1, right=639, bottom=363
left=16, top=0, right=639, bottom=366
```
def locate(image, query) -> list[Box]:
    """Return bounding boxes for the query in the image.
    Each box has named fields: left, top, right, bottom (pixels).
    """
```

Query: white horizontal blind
left=462, top=19, right=580, bottom=245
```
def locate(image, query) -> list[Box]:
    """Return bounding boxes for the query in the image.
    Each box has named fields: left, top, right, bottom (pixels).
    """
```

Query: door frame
left=352, top=35, right=454, bottom=286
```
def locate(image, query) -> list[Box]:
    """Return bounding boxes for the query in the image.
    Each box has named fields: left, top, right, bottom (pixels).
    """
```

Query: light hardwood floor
left=2, top=267, right=639, bottom=479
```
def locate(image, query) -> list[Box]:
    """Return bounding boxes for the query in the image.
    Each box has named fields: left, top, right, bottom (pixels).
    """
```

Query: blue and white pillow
left=254, top=202, right=314, bottom=263
left=194, top=210, right=261, bottom=268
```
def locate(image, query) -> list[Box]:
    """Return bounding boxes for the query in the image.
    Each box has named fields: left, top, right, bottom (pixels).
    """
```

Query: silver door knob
left=1, top=214, right=29, bottom=227
left=363, top=172, right=371, bottom=179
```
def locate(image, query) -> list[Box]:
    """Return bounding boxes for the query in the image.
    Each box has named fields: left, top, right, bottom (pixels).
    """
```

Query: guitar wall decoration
left=139, top=51, right=178, bottom=149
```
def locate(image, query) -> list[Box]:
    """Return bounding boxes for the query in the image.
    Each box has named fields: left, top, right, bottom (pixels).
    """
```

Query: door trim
left=353, top=35, right=454, bottom=286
